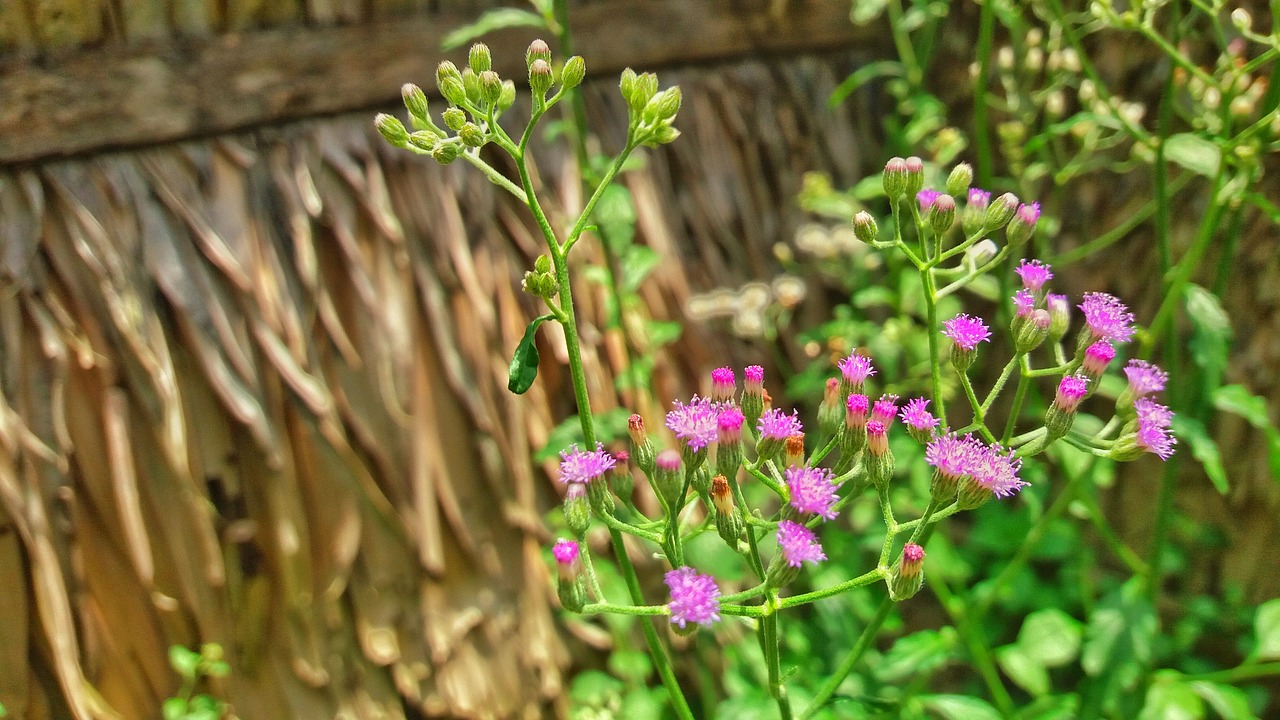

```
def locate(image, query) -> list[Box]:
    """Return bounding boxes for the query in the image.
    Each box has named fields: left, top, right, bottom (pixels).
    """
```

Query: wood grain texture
left=0, top=0, right=868, bottom=164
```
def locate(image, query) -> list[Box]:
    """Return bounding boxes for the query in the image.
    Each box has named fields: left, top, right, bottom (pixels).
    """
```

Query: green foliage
left=165, top=643, right=229, bottom=720
left=508, top=314, right=554, bottom=393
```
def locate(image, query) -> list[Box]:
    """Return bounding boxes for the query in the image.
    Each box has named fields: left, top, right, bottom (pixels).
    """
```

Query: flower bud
left=553, top=539, right=585, bottom=611
left=883, top=157, right=909, bottom=202
left=442, top=107, right=466, bottom=132
left=817, top=378, right=842, bottom=436
left=866, top=421, right=895, bottom=490
left=888, top=543, right=925, bottom=601
left=710, top=366, right=736, bottom=404
left=956, top=475, right=994, bottom=510
left=784, top=434, right=806, bottom=469
left=643, top=87, right=682, bottom=125
left=561, top=55, right=586, bottom=89
left=480, top=69, right=503, bottom=105
left=526, top=38, right=552, bottom=67
left=852, top=211, right=878, bottom=244
left=407, top=130, right=440, bottom=153
left=629, top=72, right=659, bottom=115
left=653, top=449, right=684, bottom=510
left=711, top=475, right=743, bottom=547
left=436, top=61, right=468, bottom=107
left=468, top=42, right=493, bottom=73
left=928, top=193, right=957, bottom=235
left=401, top=84, right=430, bottom=125
left=946, top=163, right=974, bottom=197
left=496, top=80, right=517, bottom=113
left=587, top=473, right=615, bottom=517
left=431, top=142, right=460, bottom=164
left=903, top=156, right=925, bottom=198
left=628, top=414, right=656, bottom=474
left=1013, top=309, right=1051, bottom=354
left=690, top=464, right=712, bottom=496
left=984, top=192, right=1019, bottom=231
left=458, top=122, right=485, bottom=147
left=1006, top=201, right=1041, bottom=247
left=742, top=365, right=765, bottom=429
left=1081, top=341, right=1114, bottom=387
left=610, top=451, right=634, bottom=501
left=715, top=408, right=744, bottom=478
left=1231, top=8, right=1251, bottom=31
left=1046, top=374, right=1089, bottom=440
left=963, top=238, right=998, bottom=268
left=374, top=114, right=409, bottom=148
left=963, top=189, right=991, bottom=236
left=461, top=68, right=481, bottom=104
left=529, top=59, right=553, bottom=97
left=563, top=484, right=590, bottom=537
left=841, top=393, right=870, bottom=457
left=1047, top=293, right=1071, bottom=342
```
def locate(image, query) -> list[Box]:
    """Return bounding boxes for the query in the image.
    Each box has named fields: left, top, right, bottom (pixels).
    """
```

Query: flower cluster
left=558, top=443, right=617, bottom=484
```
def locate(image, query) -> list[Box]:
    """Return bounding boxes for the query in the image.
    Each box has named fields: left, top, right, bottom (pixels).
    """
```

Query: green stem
left=933, top=577, right=1017, bottom=717
left=799, top=597, right=895, bottom=720
left=762, top=603, right=794, bottom=720
left=1183, top=662, right=1280, bottom=685
left=1001, top=356, right=1032, bottom=445
left=973, top=0, right=996, bottom=188
left=778, top=569, right=886, bottom=608
left=980, top=356, right=1020, bottom=417
left=922, top=270, right=946, bottom=421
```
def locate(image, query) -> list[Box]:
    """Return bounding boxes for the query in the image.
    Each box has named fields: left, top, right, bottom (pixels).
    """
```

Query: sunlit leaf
left=1164, top=133, right=1221, bottom=178
left=441, top=9, right=546, bottom=50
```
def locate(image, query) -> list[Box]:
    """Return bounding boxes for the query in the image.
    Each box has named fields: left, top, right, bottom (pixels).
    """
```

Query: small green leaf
left=1018, top=608, right=1084, bottom=667
left=1213, top=385, right=1280, bottom=481
left=620, top=245, right=660, bottom=293
left=1185, top=284, right=1231, bottom=385
left=534, top=408, right=632, bottom=462
left=168, top=645, right=201, bottom=680
left=1016, top=694, right=1080, bottom=720
left=1253, top=598, right=1280, bottom=660
left=595, top=184, right=637, bottom=251
left=644, top=319, right=683, bottom=347
left=1172, top=416, right=1228, bottom=494
left=876, top=629, right=954, bottom=683
left=919, top=694, right=1002, bottom=720
left=162, top=697, right=189, bottom=720
left=1082, top=579, right=1156, bottom=705
left=569, top=670, right=625, bottom=707
left=1189, top=681, right=1256, bottom=720
left=607, top=649, right=652, bottom=685
left=1138, top=672, right=1204, bottom=720
left=206, top=660, right=230, bottom=678
left=507, top=314, right=553, bottom=394
left=441, top=9, right=545, bottom=50
left=1164, top=133, right=1221, bottom=178
left=996, top=644, right=1050, bottom=696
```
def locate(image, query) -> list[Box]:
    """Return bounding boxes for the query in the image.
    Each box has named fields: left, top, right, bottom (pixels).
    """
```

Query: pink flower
left=559, top=443, right=617, bottom=484
left=1054, top=375, right=1090, bottom=413
left=758, top=408, right=804, bottom=440
left=1013, top=289, right=1036, bottom=317
left=1079, top=292, right=1136, bottom=344
left=552, top=538, right=580, bottom=565
left=969, top=443, right=1027, bottom=498
left=785, top=466, right=838, bottom=520
left=1124, top=360, right=1168, bottom=397
left=666, top=396, right=719, bottom=451
left=711, top=367, right=736, bottom=402
left=925, top=432, right=980, bottom=480
left=900, top=398, right=940, bottom=432
left=1015, top=259, right=1054, bottom=291
left=918, top=189, right=942, bottom=211
left=838, top=351, right=877, bottom=386
left=943, top=314, right=992, bottom=350
left=1083, top=341, right=1115, bottom=377
left=777, top=520, right=827, bottom=567
left=872, top=394, right=900, bottom=426
left=967, top=188, right=991, bottom=209
left=1134, top=397, right=1176, bottom=460
left=665, top=567, right=722, bottom=628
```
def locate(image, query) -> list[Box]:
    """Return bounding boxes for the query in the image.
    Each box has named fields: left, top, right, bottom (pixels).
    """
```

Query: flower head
left=968, top=188, right=991, bottom=209
left=559, top=443, right=617, bottom=484
left=666, top=396, right=719, bottom=451
left=744, top=365, right=765, bottom=386
left=900, top=398, right=940, bottom=432
left=1016, top=201, right=1042, bottom=225
left=785, top=466, right=838, bottom=520
left=1124, top=360, right=1168, bottom=397
left=711, top=366, right=736, bottom=402
left=665, top=567, right=722, bottom=628
left=1015, top=259, right=1054, bottom=291
left=925, top=432, right=979, bottom=480
left=1013, top=289, right=1036, bottom=317
left=758, top=407, right=803, bottom=440
left=1134, top=398, right=1176, bottom=460
left=717, top=406, right=745, bottom=440
left=838, top=351, right=877, bottom=386
left=1079, top=292, right=1136, bottom=344
left=1055, top=374, right=1090, bottom=413
left=970, top=443, right=1027, bottom=498
left=1083, top=341, right=1115, bottom=377
left=943, top=314, right=992, bottom=350
left=777, top=520, right=827, bottom=567
left=552, top=538, right=580, bottom=566
left=872, top=394, right=900, bottom=426
left=917, top=188, right=942, bottom=211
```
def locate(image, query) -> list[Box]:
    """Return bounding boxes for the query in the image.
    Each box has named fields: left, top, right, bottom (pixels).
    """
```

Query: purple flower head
left=665, top=567, right=722, bottom=628
left=900, top=398, right=940, bottom=431
left=559, top=443, right=617, bottom=484
left=717, top=406, right=745, bottom=439
left=758, top=408, right=804, bottom=440
left=970, top=443, right=1027, bottom=498
left=1015, top=259, right=1054, bottom=291
left=1135, top=397, right=1175, bottom=428
left=838, top=351, right=877, bottom=386
left=902, top=542, right=925, bottom=566
left=655, top=448, right=681, bottom=472
left=744, top=365, right=765, bottom=386
left=785, top=465, right=838, bottom=521
left=943, top=313, right=992, bottom=350
left=926, top=432, right=979, bottom=480
left=918, top=189, right=942, bottom=211
left=968, top=188, right=991, bottom=209
left=1013, top=289, right=1036, bottom=317
left=552, top=538, right=580, bottom=566
left=1055, top=375, right=1090, bottom=413
left=872, top=394, right=900, bottom=426
left=1124, top=360, right=1168, bottom=397
left=777, top=520, right=827, bottom=568
left=666, top=396, right=719, bottom=451
left=847, top=394, right=870, bottom=416
left=1016, top=201, right=1042, bottom=225
left=1079, top=292, right=1136, bottom=344
left=1083, top=341, right=1115, bottom=376
left=866, top=419, right=889, bottom=456
left=1134, top=397, right=1177, bottom=460
left=711, top=366, right=736, bottom=402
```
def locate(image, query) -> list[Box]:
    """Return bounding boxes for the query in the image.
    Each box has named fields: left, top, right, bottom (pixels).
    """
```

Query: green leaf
left=1164, top=133, right=1221, bottom=178
left=1213, top=385, right=1280, bottom=481
left=829, top=60, right=904, bottom=107
left=997, top=644, right=1051, bottom=696
left=1253, top=598, right=1280, bottom=660
left=919, top=694, right=1002, bottom=720
left=507, top=314, right=553, bottom=394
left=876, top=629, right=954, bottom=683
left=644, top=319, right=683, bottom=347
left=1185, top=284, right=1231, bottom=386
left=162, top=697, right=189, bottom=720
left=441, top=9, right=546, bottom=50
left=595, top=184, right=637, bottom=251
left=1189, top=681, right=1256, bottom=720
left=1082, top=579, right=1156, bottom=707
left=607, top=649, right=652, bottom=685
left=620, top=245, right=660, bottom=293
left=1172, top=416, right=1228, bottom=494
left=569, top=670, right=625, bottom=707
left=1138, top=672, right=1204, bottom=720
left=1018, top=608, right=1084, bottom=667
left=849, top=0, right=888, bottom=24
left=619, top=686, right=666, bottom=720
left=168, top=645, right=201, bottom=680
left=1015, top=694, right=1080, bottom=720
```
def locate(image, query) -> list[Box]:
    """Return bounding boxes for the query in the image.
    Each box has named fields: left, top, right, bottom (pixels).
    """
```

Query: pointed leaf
left=1172, top=416, right=1228, bottom=494
left=1018, top=608, right=1084, bottom=667
left=997, top=644, right=1050, bottom=696
left=507, top=314, right=554, bottom=394
left=441, top=9, right=545, bottom=50
left=1253, top=598, right=1280, bottom=660
left=920, top=694, right=1002, bottom=720
left=1189, top=681, right=1256, bottom=720
left=1164, top=133, right=1221, bottom=178
left=1082, top=579, right=1156, bottom=707
left=1138, top=672, right=1203, bottom=720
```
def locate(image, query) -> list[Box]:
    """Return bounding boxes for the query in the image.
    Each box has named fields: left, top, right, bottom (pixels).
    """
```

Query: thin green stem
left=974, top=0, right=996, bottom=188
left=1183, top=662, right=1280, bottom=685
left=799, top=597, right=895, bottom=720
left=778, top=569, right=887, bottom=608
left=922, top=270, right=946, bottom=421
left=459, top=152, right=529, bottom=201
left=980, top=357, right=1020, bottom=417
left=1001, top=356, right=1032, bottom=445
left=762, top=604, right=795, bottom=720
left=933, top=577, right=1017, bottom=717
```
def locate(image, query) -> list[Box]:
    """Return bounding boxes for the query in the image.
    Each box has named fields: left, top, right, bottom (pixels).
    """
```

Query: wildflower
left=742, top=365, right=766, bottom=427
left=883, top=157, right=909, bottom=201
left=963, top=188, right=991, bottom=235
left=785, top=466, right=839, bottom=520
left=665, top=567, right=722, bottom=629
left=552, top=538, right=580, bottom=569
left=889, top=543, right=926, bottom=601
left=818, top=377, right=842, bottom=435
left=853, top=211, right=878, bottom=244
left=554, top=538, right=585, bottom=610
left=563, top=483, right=590, bottom=536
left=666, top=396, right=719, bottom=452
left=711, top=475, right=743, bottom=546
left=1123, top=360, right=1168, bottom=397
left=1015, top=259, right=1054, bottom=292
left=1134, top=398, right=1176, bottom=460
left=1013, top=289, right=1036, bottom=317
left=1079, top=292, right=1136, bottom=344
left=900, top=398, right=939, bottom=443
left=984, top=192, right=1020, bottom=231
left=1046, top=375, right=1089, bottom=440
left=959, top=443, right=1026, bottom=508
left=757, top=408, right=803, bottom=461
left=1013, top=308, right=1051, bottom=355
left=610, top=450, right=634, bottom=500
left=784, top=434, right=806, bottom=469
left=837, top=351, right=876, bottom=397
left=925, top=432, right=978, bottom=503
left=841, top=393, right=870, bottom=456
left=776, top=520, right=827, bottom=567
left=944, top=313, right=991, bottom=372
left=917, top=188, right=942, bottom=212
left=866, top=420, right=895, bottom=489
left=652, top=449, right=683, bottom=508
left=628, top=413, right=655, bottom=473
left=904, top=156, right=925, bottom=196
left=872, top=394, right=900, bottom=426
left=1007, top=201, right=1041, bottom=247
left=715, top=407, right=745, bottom=477
left=1047, top=293, right=1071, bottom=341
left=559, top=443, right=617, bottom=484
left=711, top=366, right=736, bottom=403
left=946, top=163, right=973, bottom=197
left=1081, top=341, right=1115, bottom=385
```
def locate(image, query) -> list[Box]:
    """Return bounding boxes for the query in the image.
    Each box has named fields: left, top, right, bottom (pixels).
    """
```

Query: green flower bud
left=945, top=162, right=973, bottom=197
left=480, top=70, right=503, bottom=105
left=401, top=84, right=430, bottom=125
left=628, top=414, right=656, bottom=475
left=883, top=157, right=908, bottom=201
left=561, top=55, right=586, bottom=89
left=928, top=193, right=957, bottom=235
left=888, top=544, right=925, bottom=601
left=496, top=80, right=516, bottom=113
left=711, top=476, right=743, bottom=549
left=587, top=477, right=615, bottom=517
left=852, top=211, right=878, bottom=244
left=407, top=130, right=440, bottom=153
left=458, top=123, right=485, bottom=147
left=640, top=124, right=680, bottom=147
left=526, top=38, right=552, bottom=68
left=374, top=113, right=409, bottom=148
left=984, top=192, right=1019, bottom=231
left=534, top=255, right=552, bottom=273
left=436, top=61, right=467, bottom=107
left=442, top=107, right=466, bottom=132
left=904, top=156, right=925, bottom=197
left=431, top=142, right=460, bottom=164
left=468, top=42, right=492, bottom=74
left=1012, top=308, right=1051, bottom=354
left=529, top=59, right=554, bottom=98
left=619, top=68, right=637, bottom=105
left=461, top=68, right=483, bottom=106
left=642, top=87, right=682, bottom=125
left=563, top=484, right=590, bottom=537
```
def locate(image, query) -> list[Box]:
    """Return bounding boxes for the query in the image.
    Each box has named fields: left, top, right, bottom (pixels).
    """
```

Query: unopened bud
left=888, top=543, right=925, bottom=601
left=643, top=87, right=682, bottom=124
left=1006, top=201, right=1041, bottom=247
left=710, top=367, right=736, bottom=403
left=1047, top=294, right=1071, bottom=342
left=946, top=163, right=974, bottom=197
left=407, top=130, right=440, bottom=153
left=852, top=211, right=878, bottom=244
left=374, top=114, right=409, bottom=148
left=903, top=156, right=925, bottom=197
left=653, top=449, right=684, bottom=510
left=436, top=61, right=467, bottom=107
left=1081, top=341, right=1114, bottom=386
left=587, top=475, right=615, bottom=517
left=818, top=378, right=842, bottom=436
left=841, top=394, right=870, bottom=457
left=1013, top=309, right=1052, bottom=354
left=458, top=123, right=485, bottom=147
left=984, top=192, right=1020, bottom=231
left=883, top=157, right=909, bottom=202
left=742, top=365, right=765, bottom=429
left=1231, top=8, right=1251, bottom=31
left=963, top=238, right=998, bottom=268
left=480, top=70, right=503, bottom=105
left=468, top=42, right=493, bottom=73
left=1046, top=374, right=1089, bottom=440
left=628, top=72, right=659, bottom=115
left=784, top=434, right=806, bottom=469
left=553, top=539, right=585, bottom=611
left=866, top=421, right=894, bottom=489
left=963, top=189, right=991, bottom=236
left=431, top=142, right=460, bottom=164
left=497, top=80, right=517, bottom=113
left=628, top=414, right=655, bottom=473
left=530, top=59, right=554, bottom=97
left=563, top=484, right=590, bottom=537
left=561, top=55, right=586, bottom=89
left=610, top=451, right=634, bottom=500
left=526, top=38, right=552, bottom=68
left=715, top=408, right=744, bottom=478
left=711, top=475, right=743, bottom=547
left=442, top=107, right=466, bottom=132
left=461, top=68, right=482, bottom=106
left=928, top=193, right=957, bottom=235
left=401, top=84, right=430, bottom=125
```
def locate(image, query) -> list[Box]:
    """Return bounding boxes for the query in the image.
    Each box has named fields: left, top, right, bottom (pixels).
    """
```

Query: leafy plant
left=163, top=643, right=230, bottom=720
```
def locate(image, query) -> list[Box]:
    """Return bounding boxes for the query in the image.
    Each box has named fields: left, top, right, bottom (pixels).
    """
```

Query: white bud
left=964, top=239, right=999, bottom=268
left=1046, top=90, right=1066, bottom=116
left=1027, top=47, right=1044, bottom=72
left=998, top=46, right=1015, bottom=70
left=1062, top=48, right=1081, bottom=73
left=1231, top=8, right=1251, bottom=31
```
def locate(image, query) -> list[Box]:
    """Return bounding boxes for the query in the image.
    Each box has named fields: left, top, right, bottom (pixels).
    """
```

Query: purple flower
left=925, top=432, right=979, bottom=480
left=1015, top=259, right=1054, bottom=291
left=1124, top=360, right=1168, bottom=397
left=744, top=365, right=765, bottom=385
left=970, top=443, right=1027, bottom=498
left=666, top=396, right=719, bottom=451
left=866, top=420, right=889, bottom=456
left=717, top=406, right=745, bottom=442
left=785, top=466, right=838, bottom=520
left=900, top=398, right=939, bottom=431
left=1016, top=201, right=1041, bottom=225
left=1013, top=289, right=1036, bottom=317
left=665, top=567, right=722, bottom=628
left=872, top=394, right=900, bottom=426
left=777, top=520, right=827, bottom=567
left=968, top=188, right=991, bottom=209
left=1134, top=397, right=1176, bottom=460
left=838, top=351, right=877, bottom=385
left=943, top=313, right=992, bottom=350
left=552, top=538, right=580, bottom=565
left=1055, top=375, right=1090, bottom=413
left=559, top=443, right=617, bottom=484
left=1083, top=341, right=1115, bottom=376
left=711, top=366, right=736, bottom=402
left=1079, top=292, right=1136, bottom=344
left=758, top=407, right=804, bottom=440
left=918, top=189, right=942, bottom=211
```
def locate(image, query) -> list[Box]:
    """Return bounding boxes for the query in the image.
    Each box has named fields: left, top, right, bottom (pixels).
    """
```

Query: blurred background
left=1, top=0, right=1277, bottom=718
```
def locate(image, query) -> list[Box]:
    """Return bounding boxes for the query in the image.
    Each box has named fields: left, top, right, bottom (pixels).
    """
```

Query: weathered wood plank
left=0, top=0, right=869, bottom=164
